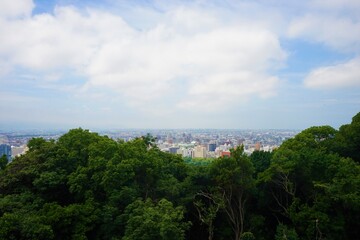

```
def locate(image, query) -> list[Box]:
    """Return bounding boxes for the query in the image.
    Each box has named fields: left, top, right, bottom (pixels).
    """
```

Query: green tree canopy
left=122, top=198, right=190, bottom=240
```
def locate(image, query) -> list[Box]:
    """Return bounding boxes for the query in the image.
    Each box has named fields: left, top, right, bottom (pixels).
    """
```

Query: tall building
left=208, top=143, right=217, bottom=152
left=193, top=145, right=207, bottom=158
left=0, top=144, right=11, bottom=162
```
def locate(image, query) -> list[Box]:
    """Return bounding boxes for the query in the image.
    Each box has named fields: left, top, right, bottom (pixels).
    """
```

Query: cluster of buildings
left=0, top=132, right=47, bottom=162
left=0, top=143, right=28, bottom=163
left=0, top=129, right=298, bottom=161
left=158, top=137, right=277, bottom=158
left=104, top=129, right=297, bottom=158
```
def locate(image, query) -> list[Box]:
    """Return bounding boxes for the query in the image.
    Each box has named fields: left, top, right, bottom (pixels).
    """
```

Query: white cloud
left=178, top=73, right=279, bottom=111
left=1, top=0, right=358, bottom=129
left=85, top=10, right=286, bottom=110
left=288, top=14, right=360, bottom=52
left=304, top=57, right=360, bottom=89
left=0, top=6, right=134, bottom=71
left=286, top=1, right=360, bottom=91
left=0, top=4, right=286, bottom=112
left=0, top=0, right=34, bottom=18
left=286, top=0, right=360, bottom=53
left=0, top=1, right=289, bottom=115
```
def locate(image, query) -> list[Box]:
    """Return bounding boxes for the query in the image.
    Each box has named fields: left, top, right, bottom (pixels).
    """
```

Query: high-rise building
left=0, top=144, right=11, bottom=162
left=193, top=145, right=207, bottom=158
left=208, top=143, right=217, bottom=152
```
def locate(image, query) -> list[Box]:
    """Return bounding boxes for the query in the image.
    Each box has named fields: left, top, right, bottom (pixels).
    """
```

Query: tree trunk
left=209, top=221, right=214, bottom=240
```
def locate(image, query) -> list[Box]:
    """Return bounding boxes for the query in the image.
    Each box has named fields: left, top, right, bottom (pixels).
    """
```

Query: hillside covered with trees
left=0, top=113, right=359, bottom=240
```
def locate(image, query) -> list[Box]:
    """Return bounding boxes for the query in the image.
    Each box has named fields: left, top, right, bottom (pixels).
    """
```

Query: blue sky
left=0, top=0, right=359, bottom=130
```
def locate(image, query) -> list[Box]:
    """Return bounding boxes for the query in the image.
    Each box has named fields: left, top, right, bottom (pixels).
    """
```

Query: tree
left=259, top=126, right=338, bottom=217
left=194, top=191, right=224, bottom=240
left=275, top=224, right=298, bottom=240
left=259, top=124, right=359, bottom=239
left=209, top=146, right=254, bottom=240
left=122, top=198, right=190, bottom=240
left=250, top=150, right=272, bottom=176
left=142, top=133, right=157, bottom=148
left=0, top=155, right=7, bottom=170
left=0, top=118, right=358, bottom=240
left=241, top=232, right=255, bottom=240
left=334, top=112, right=360, bottom=163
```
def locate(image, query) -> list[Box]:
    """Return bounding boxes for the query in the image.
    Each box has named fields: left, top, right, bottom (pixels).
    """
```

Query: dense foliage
left=0, top=113, right=359, bottom=239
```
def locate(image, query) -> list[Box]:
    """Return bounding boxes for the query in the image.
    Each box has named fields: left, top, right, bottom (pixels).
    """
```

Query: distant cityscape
left=0, top=129, right=298, bottom=160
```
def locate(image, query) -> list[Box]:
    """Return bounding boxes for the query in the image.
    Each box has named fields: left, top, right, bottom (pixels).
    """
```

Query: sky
left=0, top=0, right=359, bottom=130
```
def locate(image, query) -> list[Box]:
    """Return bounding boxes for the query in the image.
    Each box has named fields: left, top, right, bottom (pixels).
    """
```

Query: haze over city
left=0, top=0, right=359, bottom=130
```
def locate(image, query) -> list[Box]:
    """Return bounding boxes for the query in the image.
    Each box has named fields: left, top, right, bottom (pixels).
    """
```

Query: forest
left=0, top=113, right=359, bottom=240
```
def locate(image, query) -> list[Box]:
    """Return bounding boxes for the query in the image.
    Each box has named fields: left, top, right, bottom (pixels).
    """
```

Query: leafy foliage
left=122, top=198, right=190, bottom=240
left=0, top=112, right=359, bottom=239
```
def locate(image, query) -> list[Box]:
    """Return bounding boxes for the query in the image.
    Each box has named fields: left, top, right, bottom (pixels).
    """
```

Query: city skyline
left=0, top=0, right=359, bottom=130
left=0, top=128, right=298, bottom=160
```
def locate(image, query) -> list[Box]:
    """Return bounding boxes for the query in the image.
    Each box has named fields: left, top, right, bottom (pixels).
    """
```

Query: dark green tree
left=122, top=198, right=190, bottom=240
left=275, top=224, right=298, bottom=240
left=250, top=150, right=272, bottom=176
left=209, top=146, right=255, bottom=240
left=334, top=112, right=360, bottom=162
left=259, top=124, right=360, bottom=239
left=0, top=155, right=7, bottom=170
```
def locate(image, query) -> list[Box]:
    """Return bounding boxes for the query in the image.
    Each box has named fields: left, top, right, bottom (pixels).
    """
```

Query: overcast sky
left=0, top=0, right=359, bottom=130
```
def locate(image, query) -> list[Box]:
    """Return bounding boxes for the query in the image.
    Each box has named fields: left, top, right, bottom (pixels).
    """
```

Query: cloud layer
left=0, top=0, right=360, bottom=129
left=0, top=1, right=286, bottom=112
left=0, top=0, right=34, bottom=18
